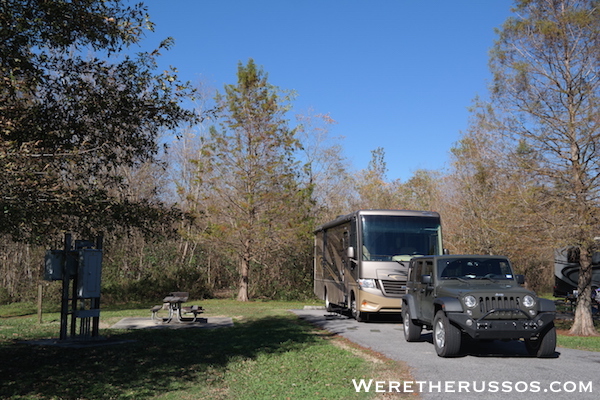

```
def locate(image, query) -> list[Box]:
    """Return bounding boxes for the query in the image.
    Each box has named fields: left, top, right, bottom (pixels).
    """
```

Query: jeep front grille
left=478, top=296, right=524, bottom=318
left=380, top=280, right=406, bottom=296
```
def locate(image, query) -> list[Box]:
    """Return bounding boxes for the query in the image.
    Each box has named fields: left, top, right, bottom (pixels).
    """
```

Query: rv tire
left=351, top=294, right=365, bottom=322
left=324, top=288, right=333, bottom=312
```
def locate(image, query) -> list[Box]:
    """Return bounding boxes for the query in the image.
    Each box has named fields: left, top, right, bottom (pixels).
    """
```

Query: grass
left=554, top=318, right=600, bottom=352
left=542, top=294, right=600, bottom=352
left=3, top=298, right=599, bottom=399
left=0, top=299, right=413, bottom=400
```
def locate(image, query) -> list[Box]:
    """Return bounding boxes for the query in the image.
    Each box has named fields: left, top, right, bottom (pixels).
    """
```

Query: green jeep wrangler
left=402, top=255, right=556, bottom=357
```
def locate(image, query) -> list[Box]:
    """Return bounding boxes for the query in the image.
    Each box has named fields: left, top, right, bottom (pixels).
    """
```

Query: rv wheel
left=324, top=288, right=333, bottom=312
left=351, top=294, right=365, bottom=322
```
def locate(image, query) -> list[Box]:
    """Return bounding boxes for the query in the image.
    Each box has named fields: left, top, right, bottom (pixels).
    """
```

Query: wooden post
left=60, top=233, right=72, bottom=341
left=37, top=282, right=43, bottom=324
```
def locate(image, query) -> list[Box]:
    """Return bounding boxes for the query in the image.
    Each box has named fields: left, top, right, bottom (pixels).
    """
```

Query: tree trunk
left=568, top=247, right=599, bottom=336
left=237, top=241, right=250, bottom=302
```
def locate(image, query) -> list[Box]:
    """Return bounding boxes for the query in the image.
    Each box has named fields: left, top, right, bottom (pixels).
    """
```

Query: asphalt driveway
left=291, top=308, right=600, bottom=399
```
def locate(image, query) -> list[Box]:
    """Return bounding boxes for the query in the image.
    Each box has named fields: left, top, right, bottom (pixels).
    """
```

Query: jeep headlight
left=357, top=279, right=377, bottom=289
left=464, top=295, right=477, bottom=309
left=523, top=295, right=536, bottom=308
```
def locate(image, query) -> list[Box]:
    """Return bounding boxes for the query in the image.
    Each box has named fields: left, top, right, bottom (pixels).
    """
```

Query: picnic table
left=151, top=292, right=204, bottom=323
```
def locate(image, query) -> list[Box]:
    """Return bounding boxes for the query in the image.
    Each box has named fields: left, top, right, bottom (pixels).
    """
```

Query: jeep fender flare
left=538, top=298, right=556, bottom=313
left=402, top=294, right=418, bottom=320
left=433, top=297, right=464, bottom=313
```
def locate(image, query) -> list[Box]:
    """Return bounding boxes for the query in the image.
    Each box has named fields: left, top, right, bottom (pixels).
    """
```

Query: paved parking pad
left=111, top=317, right=234, bottom=330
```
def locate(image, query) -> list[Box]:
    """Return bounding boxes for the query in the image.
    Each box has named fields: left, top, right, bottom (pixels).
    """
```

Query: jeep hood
left=436, top=280, right=535, bottom=297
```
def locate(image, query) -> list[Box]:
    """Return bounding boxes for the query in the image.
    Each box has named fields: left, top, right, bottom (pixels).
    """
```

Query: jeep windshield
left=437, top=257, right=515, bottom=280
left=361, top=215, right=442, bottom=261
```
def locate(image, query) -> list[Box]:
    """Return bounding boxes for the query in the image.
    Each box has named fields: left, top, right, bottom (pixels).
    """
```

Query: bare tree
left=295, top=110, right=355, bottom=222
left=353, top=147, right=404, bottom=210
left=491, top=0, right=600, bottom=335
left=444, top=101, right=555, bottom=291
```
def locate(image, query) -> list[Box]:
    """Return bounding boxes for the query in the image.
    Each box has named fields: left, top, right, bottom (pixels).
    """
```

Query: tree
left=401, top=169, right=442, bottom=213
left=295, top=110, right=355, bottom=222
left=193, top=59, right=310, bottom=301
left=1, top=0, right=195, bottom=243
left=445, top=101, right=555, bottom=291
left=354, top=147, right=403, bottom=209
left=491, top=0, right=600, bottom=335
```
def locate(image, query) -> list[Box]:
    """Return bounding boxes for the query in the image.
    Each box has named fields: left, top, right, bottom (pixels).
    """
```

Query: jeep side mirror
left=515, top=274, right=525, bottom=285
left=421, top=275, right=432, bottom=284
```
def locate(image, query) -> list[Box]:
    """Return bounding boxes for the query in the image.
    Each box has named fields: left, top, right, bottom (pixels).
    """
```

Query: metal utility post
left=45, top=233, right=104, bottom=341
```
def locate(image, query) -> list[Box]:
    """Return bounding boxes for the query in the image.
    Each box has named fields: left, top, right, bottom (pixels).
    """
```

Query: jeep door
left=416, top=259, right=435, bottom=323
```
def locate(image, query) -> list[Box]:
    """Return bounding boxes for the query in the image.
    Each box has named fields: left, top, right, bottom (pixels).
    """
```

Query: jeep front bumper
left=447, top=311, right=555, bottom=340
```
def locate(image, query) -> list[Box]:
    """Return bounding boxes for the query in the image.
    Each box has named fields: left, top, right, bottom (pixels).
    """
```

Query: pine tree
left=195, top=59, right=309, bottom=301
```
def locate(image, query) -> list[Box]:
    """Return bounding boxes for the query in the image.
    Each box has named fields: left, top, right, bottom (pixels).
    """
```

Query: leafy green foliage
left=1, top=0, right=196, bottom=243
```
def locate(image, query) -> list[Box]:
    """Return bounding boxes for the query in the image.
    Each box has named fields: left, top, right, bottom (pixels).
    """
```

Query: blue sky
left=136, top=0, right=514, bottom=182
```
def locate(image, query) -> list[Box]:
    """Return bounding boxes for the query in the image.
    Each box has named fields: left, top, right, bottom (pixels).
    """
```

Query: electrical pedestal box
left=44, top=250, right=64, bottom=281
left=77, top=249, right=103, bottom=298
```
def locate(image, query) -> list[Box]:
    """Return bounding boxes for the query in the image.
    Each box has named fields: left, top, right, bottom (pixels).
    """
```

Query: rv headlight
left=464, top=295, right=477, bottom=309
left=357, top=279, right=377, bottom=289
left=523, top=295, right=536, bottom=308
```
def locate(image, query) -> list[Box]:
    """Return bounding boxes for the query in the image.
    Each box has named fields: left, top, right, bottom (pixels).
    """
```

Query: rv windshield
left=361, top=215, right=441, bottom=261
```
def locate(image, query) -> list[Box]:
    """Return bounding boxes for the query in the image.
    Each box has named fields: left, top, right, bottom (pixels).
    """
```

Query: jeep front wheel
left=433, top=311, right=461, bottom=357
left=402, top=307, right=422, bottom=342
left=525, top=324, right=556, bottom=358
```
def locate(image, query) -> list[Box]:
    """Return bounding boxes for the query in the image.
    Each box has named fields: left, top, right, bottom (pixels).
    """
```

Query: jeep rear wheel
left=402, top=307, right=422, bottom=342
left=433, top=311, right=461, bottom=357
left=525, top=324, right=556, bottom=358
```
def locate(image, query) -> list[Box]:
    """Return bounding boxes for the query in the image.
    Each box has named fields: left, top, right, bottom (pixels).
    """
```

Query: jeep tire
left=402, top=307, right=422, bottom=342
left=433, top=311, right=461, bottom=357
left=524, top=323, right=556, bottom=358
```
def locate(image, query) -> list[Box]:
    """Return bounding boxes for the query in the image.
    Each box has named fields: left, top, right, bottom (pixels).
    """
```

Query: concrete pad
left=110, top=317, right=234, bottom=330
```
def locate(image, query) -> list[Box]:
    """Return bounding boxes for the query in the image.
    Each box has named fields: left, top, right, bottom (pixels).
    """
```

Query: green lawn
left=2, top=298, right=599, bottom=399
left=546, top=295, right=600, bottom=352
left=0, top=300, right=412, bottom=400
left=555, top=318, right=600, bottom=352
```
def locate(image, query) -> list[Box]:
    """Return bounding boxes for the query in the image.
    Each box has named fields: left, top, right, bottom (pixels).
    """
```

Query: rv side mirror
left=443, top=248, right=450, bottom=255
left=347, top=246, right=355, bottom=259
left=515, top=274, right=525, bottom=285
left=421, top=275, right=432, bottom=285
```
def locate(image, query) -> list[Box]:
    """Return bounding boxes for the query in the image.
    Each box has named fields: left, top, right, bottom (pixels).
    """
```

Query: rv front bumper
left=357, top=290, right=402, bottom=313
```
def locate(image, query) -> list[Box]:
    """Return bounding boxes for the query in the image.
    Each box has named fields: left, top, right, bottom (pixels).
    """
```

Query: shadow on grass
left=0, top=315, right=319, bottom=399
